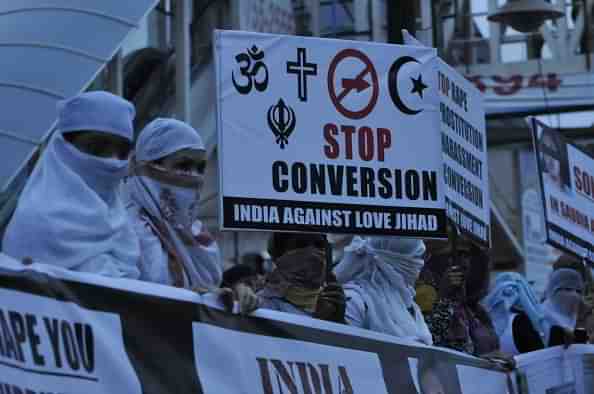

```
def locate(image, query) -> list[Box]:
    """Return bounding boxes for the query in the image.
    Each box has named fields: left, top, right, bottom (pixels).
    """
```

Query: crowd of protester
left=1, top=91, right=593, bottom=370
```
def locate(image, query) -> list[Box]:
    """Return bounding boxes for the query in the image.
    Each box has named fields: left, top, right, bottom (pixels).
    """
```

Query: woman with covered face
left=541, top=268, right=585, bottom=346
left=490, top=268, right=584, bottom=354
left=334, top=236, right=433, bottom=345
left=2, top=91, right=140, bottom=278
left=124, top=118, right=223, bottom=290
left=258, top=233, right=328, bottom=316
left=483, top=272, right=547, bottom=355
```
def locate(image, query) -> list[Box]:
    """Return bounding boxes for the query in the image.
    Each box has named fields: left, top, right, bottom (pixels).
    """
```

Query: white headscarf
left=2, top=92, right=140, bottom=278
left=542, top=268, right=584, bottom=334
left=126, top=118, right=222, bottom=289
left=335, top=236, right=433, bottom=345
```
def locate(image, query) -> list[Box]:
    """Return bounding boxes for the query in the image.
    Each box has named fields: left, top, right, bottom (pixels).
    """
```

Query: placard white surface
left=404, top=31, right=489, bottom=245
left=531, top=118, right=594, bottom=261
left=193, top=323, right=389, bottom=394
left=0, top=289, right=141, bottom=394
left=214, top=30, right=446, bottom=237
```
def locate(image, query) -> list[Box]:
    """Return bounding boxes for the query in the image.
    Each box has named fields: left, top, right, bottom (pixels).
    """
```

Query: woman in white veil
left=3, top=91, right=140, bottom=278
left=124, top=118, right=221, bottom=290
left=334, top=236, right=432, bottom=345
left=124, top=118, right=257, bottom=312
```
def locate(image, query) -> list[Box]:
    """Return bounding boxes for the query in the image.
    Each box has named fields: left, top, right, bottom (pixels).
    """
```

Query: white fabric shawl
left=335, top=236, right=433, bottom=345
left=2, top=92, right=140, bottom=278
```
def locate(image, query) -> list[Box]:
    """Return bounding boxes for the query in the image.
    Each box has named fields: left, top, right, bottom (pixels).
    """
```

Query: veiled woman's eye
left=88, top=145, right=105, bottom=157
left=196, top=161, right=206, bottom=173
left=176, top=163, right=191, bottom=171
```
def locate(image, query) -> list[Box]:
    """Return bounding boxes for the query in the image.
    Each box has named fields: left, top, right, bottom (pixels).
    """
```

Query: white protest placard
left=214, top=30, right=446, bottom=237
left=404, top=31, right=490, bottom=246
left=530, top=117, right=594, bottom=261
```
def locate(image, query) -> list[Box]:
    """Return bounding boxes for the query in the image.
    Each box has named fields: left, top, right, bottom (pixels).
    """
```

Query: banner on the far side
left=530, top=117, right=594, bottom=261
left=403, top=31, right=489, bottom=246
left=214, top=30, right=446, bottom=237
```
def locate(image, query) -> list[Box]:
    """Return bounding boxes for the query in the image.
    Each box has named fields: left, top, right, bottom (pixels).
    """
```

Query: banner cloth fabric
left=1, top=253, right=593, bottom=393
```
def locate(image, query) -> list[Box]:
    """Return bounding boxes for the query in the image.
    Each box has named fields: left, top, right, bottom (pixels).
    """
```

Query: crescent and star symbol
left=389, top=56, right=427, bottom=115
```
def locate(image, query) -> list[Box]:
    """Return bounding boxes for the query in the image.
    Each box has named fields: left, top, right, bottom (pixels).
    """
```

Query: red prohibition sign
left=327, top=48, right=379, bottom=120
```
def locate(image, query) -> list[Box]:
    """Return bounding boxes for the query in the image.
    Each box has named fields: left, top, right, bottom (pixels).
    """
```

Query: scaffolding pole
left=106, top=50, right=124, bottom=96
left=175, top=0, right=191, bottom=122
left=419, top=0, right=433, bottom=46
left=387, top=0, right=415, bottom=44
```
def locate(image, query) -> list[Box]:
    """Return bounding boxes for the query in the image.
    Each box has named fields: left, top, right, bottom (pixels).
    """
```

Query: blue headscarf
left=2, top=92, right=140, bottom=278
left=482, top=272, right=546, bottom=339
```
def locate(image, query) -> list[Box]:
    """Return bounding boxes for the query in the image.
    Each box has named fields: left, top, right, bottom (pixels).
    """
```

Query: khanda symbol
left=267, top=99, right=296, bottom=149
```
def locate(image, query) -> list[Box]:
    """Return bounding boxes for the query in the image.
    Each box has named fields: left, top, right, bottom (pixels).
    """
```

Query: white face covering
left=163, top=185, right=200, bottom=229
left=334, top=236, right=433, bottom=345
left=542, top=268, right=584, bottom=343
left=141, top=163, right=202, bottom=231
left=60, top=134, right=129, bottom=201
left=546, top=288, right=582, bottom=329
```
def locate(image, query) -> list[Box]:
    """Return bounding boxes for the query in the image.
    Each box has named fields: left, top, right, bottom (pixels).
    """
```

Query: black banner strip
left=222, top=196, right=448, bottom=237
left=446, top=197, right=490, bottom=247
left=545, top=223, right=594, bottom=261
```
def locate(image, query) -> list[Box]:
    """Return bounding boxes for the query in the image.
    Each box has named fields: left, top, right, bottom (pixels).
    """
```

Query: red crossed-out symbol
left=327, top=48, right=379, bottom=120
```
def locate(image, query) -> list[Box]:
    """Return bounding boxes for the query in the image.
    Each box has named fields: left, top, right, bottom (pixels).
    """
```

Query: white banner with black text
left=214, top=30, right=446, bottom=237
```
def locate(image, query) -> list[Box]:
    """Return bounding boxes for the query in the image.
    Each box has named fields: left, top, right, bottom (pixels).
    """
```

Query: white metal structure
left=435, top=0, right=594, bottom=115
left=0, top=0, right=158, bottom=193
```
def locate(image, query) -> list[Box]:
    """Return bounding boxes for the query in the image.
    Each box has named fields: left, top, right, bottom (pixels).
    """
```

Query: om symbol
left=232, top=45, right=269, bottom=95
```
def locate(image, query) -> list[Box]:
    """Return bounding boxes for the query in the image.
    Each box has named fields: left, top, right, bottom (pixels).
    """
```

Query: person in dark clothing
left=313, top=271, right=347, bottom=324
left=221, top=264, right=258, bottom=289
left=416, top=239, right=499, bottom=356
left=241, top=252, right=266, bottom=276
left=258, top=233, right=346, bottom=322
